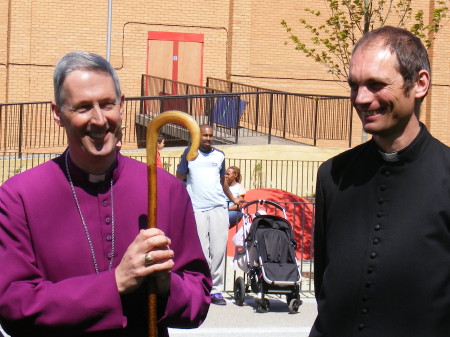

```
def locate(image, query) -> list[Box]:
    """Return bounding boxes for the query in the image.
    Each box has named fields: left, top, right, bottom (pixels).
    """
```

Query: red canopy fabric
left=226, top=188, right=314, bottom=260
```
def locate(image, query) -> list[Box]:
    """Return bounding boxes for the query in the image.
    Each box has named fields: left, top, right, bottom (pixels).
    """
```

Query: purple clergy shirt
left=0, top=150, right=212, bottom=337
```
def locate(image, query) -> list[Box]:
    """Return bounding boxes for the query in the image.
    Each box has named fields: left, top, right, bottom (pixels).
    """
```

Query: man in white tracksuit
left=177, top=124, right=239, bottom=305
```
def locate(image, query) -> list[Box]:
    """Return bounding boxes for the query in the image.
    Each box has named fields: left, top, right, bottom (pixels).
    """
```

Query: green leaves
left=282, top=0, right=449, bottom=82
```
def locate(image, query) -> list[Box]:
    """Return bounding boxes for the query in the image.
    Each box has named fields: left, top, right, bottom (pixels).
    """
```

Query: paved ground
left=169, top=256, right=317, bottom=337
left=168, top=292, right=317, bottom=337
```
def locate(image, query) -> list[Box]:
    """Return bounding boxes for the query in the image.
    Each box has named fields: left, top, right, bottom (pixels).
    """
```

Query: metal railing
left=0, top=77, right=353, bottom=154
left=0, top=153, right=322, bottom=199
left=128, top=91, right=353, bottom=148
left=136, top=155, right=320, bottom=199
left=0, top=102, right=67, bottom=155
left=127, top=94, right=245, bottom=147
left=207, top=77, right=354, bottom=146
left=207, top=77, right=267, bottom=93
left=141, top=74, right=225, bottom=96
left=145, top=76, right=354, bottom=146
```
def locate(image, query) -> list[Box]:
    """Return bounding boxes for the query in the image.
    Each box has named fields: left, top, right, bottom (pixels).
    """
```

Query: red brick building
left=1, top=0, right=449, bottom=145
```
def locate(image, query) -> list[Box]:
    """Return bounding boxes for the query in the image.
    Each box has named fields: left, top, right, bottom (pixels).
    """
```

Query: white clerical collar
left=378, top=150, right=399, bottom=162
left=88, top=173, right=106, bottom=183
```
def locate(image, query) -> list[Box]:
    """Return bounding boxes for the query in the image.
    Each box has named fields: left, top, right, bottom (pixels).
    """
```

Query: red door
left=146, top=32, right=204, bottom=95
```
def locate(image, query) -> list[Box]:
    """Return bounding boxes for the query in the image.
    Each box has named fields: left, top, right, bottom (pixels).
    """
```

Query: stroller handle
left=240, top=199, right=287, bottom=219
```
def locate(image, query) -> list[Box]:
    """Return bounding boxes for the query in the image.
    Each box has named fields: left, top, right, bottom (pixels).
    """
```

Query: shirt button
left=107, top=252, right=114, bottom=260
left=377, top=212, right=383, bottom=217
left=358, top=323, right=365, bottom=330
left=370, top=252, right=377, bottom=258
left=373, top=238, right=380, bottom=244
left=374, top=224, right=382, bottom=231
left=380, top=185, right=386, bottom=191
left=105, top=217, right=111, bottom=224
left=106, top=234, right=112, bottom=242
left=362, top=296, right=368, bottom=302
left=378, top=198, right=384, bottom=204
left=384, top=170, right=391, bottom=176
left=367, top=268, right=374, bottom=274
left=362, top=308, right=368, bottom=314
left=103, top=201, right=108, bottom=207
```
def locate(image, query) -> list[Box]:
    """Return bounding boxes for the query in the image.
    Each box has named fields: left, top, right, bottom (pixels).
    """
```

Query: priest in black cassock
left=310, top=26, right=450, bottom=337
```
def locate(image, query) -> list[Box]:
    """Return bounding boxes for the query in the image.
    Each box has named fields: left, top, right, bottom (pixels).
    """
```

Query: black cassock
left=311, top=124, right=450, bottom=337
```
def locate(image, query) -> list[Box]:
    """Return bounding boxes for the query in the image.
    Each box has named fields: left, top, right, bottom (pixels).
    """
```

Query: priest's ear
left=51, top=102, right=64, bottom=127
left=414, top=69, right=430, bottom=100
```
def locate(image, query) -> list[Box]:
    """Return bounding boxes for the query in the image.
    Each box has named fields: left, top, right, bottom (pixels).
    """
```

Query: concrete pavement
left=169, top=256, right=317, bottom=337
left=169, top=292, right=317, bottom=337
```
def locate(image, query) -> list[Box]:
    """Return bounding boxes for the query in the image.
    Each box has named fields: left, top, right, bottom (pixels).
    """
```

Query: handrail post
left=0, top=105, right=3, bottom=152
left=18, top=103, right=24, bottom=158
left=160, top=79, right=167, bottom=114
left=235, top=96, right=240, bottom=144
left=140, top=76, right=145, bottom=115
left=255, top=90, right=260, bottom=132
left=313, top=99, right=319, bottom=146
left=283, top=94, right=288, bottom=139
left=268, top=93, right=274, bottom=144
left=186, top=85, right=190, bottom=115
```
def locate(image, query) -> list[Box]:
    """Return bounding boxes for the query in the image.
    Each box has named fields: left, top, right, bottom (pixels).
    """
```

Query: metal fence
left=127, top=93, right=246, bottom=147
left=0, top=76, right=353, bottom=154
left=156, top=156, right=320, bottom=199
left=146, top=75, right=354, bottom=146
left=0, top=95, right=352, bottom=155
left=0, top=153, right=322, bottom=198
left=128, top=91, right=353, bottom=148
left=0, top=102, right=67, bottom=154
left=142, top=74, right=225, bottom=96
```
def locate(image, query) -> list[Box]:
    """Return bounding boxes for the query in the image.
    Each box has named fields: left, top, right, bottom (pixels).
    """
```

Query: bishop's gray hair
left=53, top=51, right=121, bottom=109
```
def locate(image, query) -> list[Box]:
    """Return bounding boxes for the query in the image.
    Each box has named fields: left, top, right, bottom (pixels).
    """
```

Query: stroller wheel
left=256, top=298, right=270, bottom=313
left=234, top=277, right=245, bottom=306
left=288, top=298, right=302, bottom=314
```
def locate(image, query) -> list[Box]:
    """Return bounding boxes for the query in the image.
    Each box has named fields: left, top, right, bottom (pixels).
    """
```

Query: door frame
left=147, top=31, right=204, bottom=94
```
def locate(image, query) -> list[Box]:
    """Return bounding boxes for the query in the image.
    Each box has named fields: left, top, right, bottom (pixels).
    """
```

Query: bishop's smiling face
left=348, top=44, right=418, bottom=140
left=53, top=69, right=123, bottom=173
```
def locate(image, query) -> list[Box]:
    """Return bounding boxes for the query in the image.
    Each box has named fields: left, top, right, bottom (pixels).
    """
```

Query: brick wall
left=1, top=0, right=450, bottom=145
left=0, top=1, right=9, bottom=103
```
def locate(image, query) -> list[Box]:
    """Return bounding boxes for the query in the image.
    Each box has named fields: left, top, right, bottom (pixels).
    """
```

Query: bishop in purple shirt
left=0, top=52, right=211, bottom=337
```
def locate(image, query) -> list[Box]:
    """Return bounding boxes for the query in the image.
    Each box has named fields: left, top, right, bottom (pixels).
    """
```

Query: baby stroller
left=232, top=199, right=302, bottom=313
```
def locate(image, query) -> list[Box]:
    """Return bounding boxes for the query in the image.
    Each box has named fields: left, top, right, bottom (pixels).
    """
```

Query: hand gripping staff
left=146, top=110, right=200, bottom=337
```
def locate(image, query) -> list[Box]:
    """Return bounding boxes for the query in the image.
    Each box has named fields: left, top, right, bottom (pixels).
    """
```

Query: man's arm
left=176, top=148, right=189, bottom=182
left=176, top=172, right=186, bottom=181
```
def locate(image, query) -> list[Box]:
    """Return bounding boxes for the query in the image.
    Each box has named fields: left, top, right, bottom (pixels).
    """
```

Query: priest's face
left=52, top=69, right=123, bottom=173
left=348, top=43, right=419, bottom=140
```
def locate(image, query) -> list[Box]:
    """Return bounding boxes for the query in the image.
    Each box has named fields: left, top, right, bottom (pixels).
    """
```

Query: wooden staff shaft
left=146, top=110, right=200, bottom=337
